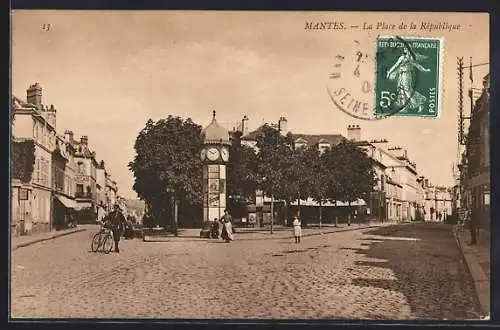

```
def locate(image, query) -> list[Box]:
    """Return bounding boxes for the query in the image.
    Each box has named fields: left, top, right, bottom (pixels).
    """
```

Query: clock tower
left=200, top=110, right=230, bottom=232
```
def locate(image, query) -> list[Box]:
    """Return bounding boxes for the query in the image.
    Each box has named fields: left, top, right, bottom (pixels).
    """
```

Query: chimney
left=278, top=117, right=288, bottom=135
left=80, top=135, right=88, bottom=145
left=26, top=83, right=43, bottom=108
left=46, top=104, right=57, bottom=128
left=100, top=160, right=105, bottom=168
left=241, top=115, right=249, bottom=136
left=347, top=124, right=361, bottom=142
left=64, top=130, right=74, bottom=142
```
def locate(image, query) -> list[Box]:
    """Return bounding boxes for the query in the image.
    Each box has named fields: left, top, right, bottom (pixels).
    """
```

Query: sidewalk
left=167, top=220, right=398, bottom=241
left=454, top=226, right=490, bottom=318
left=11, top=226, right=87, bottom=251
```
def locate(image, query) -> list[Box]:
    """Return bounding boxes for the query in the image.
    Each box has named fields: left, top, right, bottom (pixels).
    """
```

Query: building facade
left=51, top=135, right=78, bottom=229
left=105, top=174, right=118, bottom=212
left=11, top=83, right=121, bottom=234
left=461, top=73, right=490, bottom=230
left=12, top=83, right=57, bottom=234
left=71, top=135, right=99, bottom=223
left=238, top=118, right=445, bottom=225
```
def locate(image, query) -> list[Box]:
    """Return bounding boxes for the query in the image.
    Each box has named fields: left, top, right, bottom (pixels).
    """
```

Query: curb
left=452, top=226, right=490, bottom=318
left=233, top=223, right=388, bottom=241
left=12, top=227, right=87, bottom=251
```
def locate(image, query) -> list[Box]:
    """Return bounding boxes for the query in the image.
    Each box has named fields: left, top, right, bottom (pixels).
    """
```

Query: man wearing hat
left=109, top=204, right=126, bottom=253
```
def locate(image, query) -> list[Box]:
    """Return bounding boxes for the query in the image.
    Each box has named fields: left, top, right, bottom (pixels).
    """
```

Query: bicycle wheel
left=102, top=234, right=114, bottom=254
left=91, top=233, right=101, bottom=252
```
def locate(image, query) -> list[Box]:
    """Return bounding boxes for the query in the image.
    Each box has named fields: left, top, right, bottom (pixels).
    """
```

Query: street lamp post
left=269, top=122, right=282, bottom=235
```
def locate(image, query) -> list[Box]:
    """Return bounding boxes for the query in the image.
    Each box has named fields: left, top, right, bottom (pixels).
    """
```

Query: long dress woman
left=386, top=47, right=431, bottom=111
left=221, top=218, right=234, bottom=243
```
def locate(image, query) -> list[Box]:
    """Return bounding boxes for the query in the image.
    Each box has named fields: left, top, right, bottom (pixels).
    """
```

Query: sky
left=11, top=11, right=489, bottom=199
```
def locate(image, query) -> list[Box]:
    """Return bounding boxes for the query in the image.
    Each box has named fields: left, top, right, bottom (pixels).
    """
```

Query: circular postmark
left=326, top=36, right=421, bottom=121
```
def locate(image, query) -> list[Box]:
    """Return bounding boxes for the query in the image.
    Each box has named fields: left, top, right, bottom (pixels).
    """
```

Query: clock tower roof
left=202, top=110, right=231, bottom=145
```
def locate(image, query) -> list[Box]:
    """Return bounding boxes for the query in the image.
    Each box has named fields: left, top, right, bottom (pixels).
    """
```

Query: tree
left=227, top=130, right=258, bottom=201
left=318, top=146, right=344, bottom=226
left=128, top=116, right=204, bottom=230
left=331, top=140, right=377, bottom=225
left=12, top=140, right=36, bottom=183
left=309, top=147, right=332, bottom=227
left=284, top=144, right=318, bottom=220
left=253, top=125, right=295, bottom=231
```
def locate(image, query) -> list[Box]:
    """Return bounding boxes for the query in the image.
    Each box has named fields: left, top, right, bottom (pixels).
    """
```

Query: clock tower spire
left=199, top=110, right=231, bottom=237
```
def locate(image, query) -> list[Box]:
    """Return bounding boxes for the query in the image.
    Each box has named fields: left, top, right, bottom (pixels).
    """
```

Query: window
left=33, top=122, right=38, bottom=140
left=483, top=120, right=490, bottom=167
left=78, top=162, right=86, bottom=174
left=76, top=184, right=84, bottom=195
left=34, top=158, right=40, bottom=183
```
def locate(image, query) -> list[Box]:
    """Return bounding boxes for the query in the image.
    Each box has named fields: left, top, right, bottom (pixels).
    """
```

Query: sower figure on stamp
left=292, top=216, right=302, bottom=244
left=386, top=46, right=431, bottom=111
left=109, top=204, right=126, bottom=253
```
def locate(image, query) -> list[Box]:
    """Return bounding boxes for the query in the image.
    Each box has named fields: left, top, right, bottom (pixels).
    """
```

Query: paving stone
left=11, top=223, right=481, bottom=319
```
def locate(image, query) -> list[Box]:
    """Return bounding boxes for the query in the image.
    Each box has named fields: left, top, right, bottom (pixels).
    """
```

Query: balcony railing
left=75, top=191, right=94, bottom=199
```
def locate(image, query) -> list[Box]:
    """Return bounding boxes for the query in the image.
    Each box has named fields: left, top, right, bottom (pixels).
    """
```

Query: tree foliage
left=128, top=116, right=204, bottom=219
left=227, top=131, right=258, bottom=200
left=253, top=125, right=294, bottom=200
left=12, top=140, right=36, bottom=183
left=328, top=140, right=377, bottom=203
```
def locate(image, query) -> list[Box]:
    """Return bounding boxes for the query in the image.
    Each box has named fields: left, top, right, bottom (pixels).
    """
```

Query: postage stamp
left=375, top=36, right=444, bottom=118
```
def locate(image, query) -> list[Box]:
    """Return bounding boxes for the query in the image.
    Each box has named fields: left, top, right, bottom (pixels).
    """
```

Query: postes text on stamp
left=375, top=36, right=443, bottom=118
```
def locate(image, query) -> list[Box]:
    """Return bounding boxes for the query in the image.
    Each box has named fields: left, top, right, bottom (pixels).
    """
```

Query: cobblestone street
left=11, top=222, right=481, bottom=320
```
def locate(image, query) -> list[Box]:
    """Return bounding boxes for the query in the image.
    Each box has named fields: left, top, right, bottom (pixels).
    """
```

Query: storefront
left=11, top=181, right=32, bottom=236
left=53, top=194, right=77, bottom=230
left=467, top=171, right=490, bottom=230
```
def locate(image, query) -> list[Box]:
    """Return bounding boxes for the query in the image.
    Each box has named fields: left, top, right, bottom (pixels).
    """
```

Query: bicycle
left=91, top=226, right=114, bottom=254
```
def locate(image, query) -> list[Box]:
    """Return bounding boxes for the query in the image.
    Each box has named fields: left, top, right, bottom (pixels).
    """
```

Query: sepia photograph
left=10, top=10, right=490, bottom=320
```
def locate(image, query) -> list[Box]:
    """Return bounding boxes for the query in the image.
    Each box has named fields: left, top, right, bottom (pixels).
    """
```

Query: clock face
left=220, top=147, right=229, bottom=162
left=206, top=147, right=220, bottom=161
left=200, top=148, right=207, bottom=161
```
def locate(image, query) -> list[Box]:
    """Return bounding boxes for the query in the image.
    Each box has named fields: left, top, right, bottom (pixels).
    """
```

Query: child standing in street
left=292, top=216, right=302, bottom=244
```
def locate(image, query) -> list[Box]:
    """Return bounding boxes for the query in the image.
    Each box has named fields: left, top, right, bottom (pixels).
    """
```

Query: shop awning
left=74, top=202, right=93, bottom=210
left=290, top=197, right=366, bottom=207
left=332, top=199, right=367, bottom=207
left=56, top=195, right=77, bottom=209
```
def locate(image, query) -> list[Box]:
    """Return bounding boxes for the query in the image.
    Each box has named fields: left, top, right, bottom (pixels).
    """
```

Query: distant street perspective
left=12, top=222, right=481, bottom=319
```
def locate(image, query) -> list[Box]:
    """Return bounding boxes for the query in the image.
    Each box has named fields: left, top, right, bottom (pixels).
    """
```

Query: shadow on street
left=351, top=223, right=482, bottom=320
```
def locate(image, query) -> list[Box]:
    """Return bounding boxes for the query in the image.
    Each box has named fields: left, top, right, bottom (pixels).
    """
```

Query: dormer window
left=318, top=138, right=330, bottom=153
left=295, top=137, right=308, bottom=149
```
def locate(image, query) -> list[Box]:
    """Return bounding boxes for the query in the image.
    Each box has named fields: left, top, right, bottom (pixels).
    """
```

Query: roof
left=241, top=125, right=345, bottom=146
left=201, top=111, right=230, bottom=145
left=71, top=140, right=95, bottom=159
left=289, top=133, right=345, bottom=146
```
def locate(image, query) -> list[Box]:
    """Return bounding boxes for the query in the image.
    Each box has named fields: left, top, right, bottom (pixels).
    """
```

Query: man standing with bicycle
left=109, top=204, right=126, bottom=253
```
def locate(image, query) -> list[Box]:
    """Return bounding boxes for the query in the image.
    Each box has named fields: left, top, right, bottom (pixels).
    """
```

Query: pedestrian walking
left=221, top=210, right=234, bottom=243
left=109, top=204, right=126, bottom=253
left=292, top=216, right=302, bottom=244
left=221, top=219, right=234, bottom=243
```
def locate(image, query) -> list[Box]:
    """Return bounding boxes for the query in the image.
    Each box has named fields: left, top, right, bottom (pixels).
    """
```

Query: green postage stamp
left=375, top=36, right=444, bottom=118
